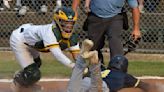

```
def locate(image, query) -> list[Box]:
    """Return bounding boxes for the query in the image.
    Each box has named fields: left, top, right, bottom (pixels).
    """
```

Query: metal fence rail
left=0, top=0, right=164, bottom=53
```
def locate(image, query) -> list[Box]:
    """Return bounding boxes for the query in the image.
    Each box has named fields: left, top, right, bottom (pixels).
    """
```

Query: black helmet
left=108, top=55, right=128, bottom=73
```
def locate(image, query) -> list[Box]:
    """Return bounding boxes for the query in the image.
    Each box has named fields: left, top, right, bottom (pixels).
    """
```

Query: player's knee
left=34, top=56, right=42, bottom=68
left=14, top=63, right=41, bottom=87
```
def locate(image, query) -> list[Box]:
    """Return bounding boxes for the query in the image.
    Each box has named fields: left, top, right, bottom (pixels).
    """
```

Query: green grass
left=0, top=52, right=164, bottom=79
left=128, top=61, right=164, bottom=76
left=41, top=60, right=72, bottom=78
left=0, top=60, right=20, bottom=78
left=0, top=59, right=72, bottom=79
left=1, top=59, right=164, bottom=79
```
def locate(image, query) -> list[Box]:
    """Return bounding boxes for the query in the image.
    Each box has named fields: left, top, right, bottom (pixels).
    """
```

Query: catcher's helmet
left=53, top=6, right=77, bottom=39
left=108, top=55, right=128, bottom=73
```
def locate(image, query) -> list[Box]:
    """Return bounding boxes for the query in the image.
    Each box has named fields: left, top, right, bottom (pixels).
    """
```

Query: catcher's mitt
left=123, top=35, right=141, bottom=55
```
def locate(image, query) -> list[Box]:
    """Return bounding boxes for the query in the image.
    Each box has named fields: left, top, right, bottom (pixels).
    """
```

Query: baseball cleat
left=80, top=39, right=94, bottom=59
left=80, top=39, right=99, bottom=64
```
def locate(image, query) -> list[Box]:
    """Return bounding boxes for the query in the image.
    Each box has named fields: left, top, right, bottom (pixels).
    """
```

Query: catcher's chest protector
left=33, top=28, right=79, bottom=51
left=53, top=28, right=79, bottom=50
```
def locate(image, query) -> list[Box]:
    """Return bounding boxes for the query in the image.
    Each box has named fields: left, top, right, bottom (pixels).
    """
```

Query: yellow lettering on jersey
left=101, top=70, right=110, bottom=78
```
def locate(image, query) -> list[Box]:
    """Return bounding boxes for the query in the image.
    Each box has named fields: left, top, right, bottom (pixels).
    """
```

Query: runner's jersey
left=101, top=69, right=140, bottom=91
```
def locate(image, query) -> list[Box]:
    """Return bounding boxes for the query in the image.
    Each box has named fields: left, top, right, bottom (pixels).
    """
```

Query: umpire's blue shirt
left=90, top=0, right=138, bottom=18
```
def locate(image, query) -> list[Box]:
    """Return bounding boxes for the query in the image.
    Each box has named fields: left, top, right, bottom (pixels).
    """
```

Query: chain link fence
left=0, top=0, right=164, bottom=53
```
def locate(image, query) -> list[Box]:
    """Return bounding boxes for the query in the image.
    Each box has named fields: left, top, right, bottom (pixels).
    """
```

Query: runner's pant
left=66, top=56, right=109, bottom=92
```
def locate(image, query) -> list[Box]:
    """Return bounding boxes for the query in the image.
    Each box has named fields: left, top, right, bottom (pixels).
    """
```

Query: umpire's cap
left=108, top=55, right=128, bottom=73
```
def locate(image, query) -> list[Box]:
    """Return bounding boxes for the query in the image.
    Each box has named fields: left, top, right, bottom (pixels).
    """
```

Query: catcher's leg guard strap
left=14, top=63, right=41, bottom=87
left=34, top=56, right=42, bottom=68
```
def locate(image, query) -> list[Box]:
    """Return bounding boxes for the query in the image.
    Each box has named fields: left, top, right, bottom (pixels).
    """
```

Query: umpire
left=72, top=0, right=141, bottom=67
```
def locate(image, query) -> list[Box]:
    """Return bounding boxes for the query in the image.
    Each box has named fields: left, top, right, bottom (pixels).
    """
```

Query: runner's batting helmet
left=108, top=55, right=128, bottom=73
left=53, top=6, right=77, bottom=39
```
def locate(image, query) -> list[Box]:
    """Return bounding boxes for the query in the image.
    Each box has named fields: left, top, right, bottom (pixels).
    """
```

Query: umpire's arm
left=128, top=0, right=141, bottom=40
left=72, top=0, right=80, bottom=17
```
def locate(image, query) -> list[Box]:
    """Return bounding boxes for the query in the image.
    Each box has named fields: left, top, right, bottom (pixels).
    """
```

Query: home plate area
left=1, top=77, right=164, bottom=92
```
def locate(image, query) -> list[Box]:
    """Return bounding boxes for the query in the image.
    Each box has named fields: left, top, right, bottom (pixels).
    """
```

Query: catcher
left=10, top=6, right=79, bottom=91
left=67, top=39, right=155, bottom=92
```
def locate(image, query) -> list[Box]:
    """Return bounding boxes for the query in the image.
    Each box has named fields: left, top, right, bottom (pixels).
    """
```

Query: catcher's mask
left=53, top=6, right=77, bottom=39
left=108, top=55, right=128, bottom=73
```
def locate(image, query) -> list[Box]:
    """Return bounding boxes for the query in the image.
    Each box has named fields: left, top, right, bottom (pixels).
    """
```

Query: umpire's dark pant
left=86, top=13, right=124, bottom=61
left=0, top=0, right=3, bottom=7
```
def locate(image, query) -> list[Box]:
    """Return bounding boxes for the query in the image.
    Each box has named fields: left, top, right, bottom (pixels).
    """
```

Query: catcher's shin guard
left=13, top=63, right=41, bottom=87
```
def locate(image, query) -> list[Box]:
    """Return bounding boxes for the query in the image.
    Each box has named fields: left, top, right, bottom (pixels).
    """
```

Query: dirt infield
left=1, top=78, right=164, bottom=92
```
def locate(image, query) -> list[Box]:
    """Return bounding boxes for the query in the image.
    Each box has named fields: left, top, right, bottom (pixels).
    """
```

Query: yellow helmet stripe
left=58, top=10, right=68, bottom=21
left=73, top=16, right=77, bottom=21
left=54, top=11, right=77, bottom=21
